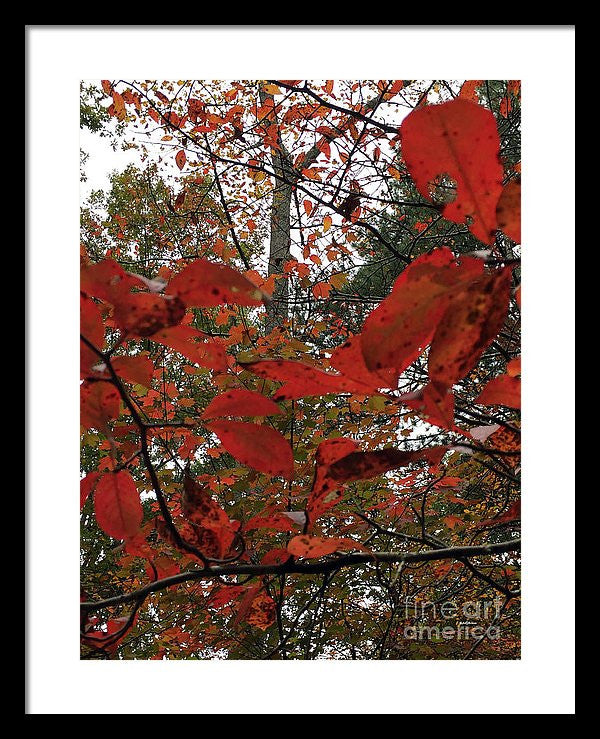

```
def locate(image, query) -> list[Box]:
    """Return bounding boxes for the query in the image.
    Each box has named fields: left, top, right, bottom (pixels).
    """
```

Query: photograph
left=79, top=77, right=522, bottom=661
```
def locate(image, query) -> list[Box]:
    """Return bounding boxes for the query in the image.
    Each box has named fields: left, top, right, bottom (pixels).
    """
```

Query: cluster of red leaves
left=240, top=246, right=518, bottom=433
left=80, top=256, right=273, bottom=430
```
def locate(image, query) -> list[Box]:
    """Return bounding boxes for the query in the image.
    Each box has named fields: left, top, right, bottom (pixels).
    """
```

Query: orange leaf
left=175, top=150, right=186, bottom=170
left=459, top=80, right=483, bottom=103
left=312, top=282, right=331, bottom=299
left=507, top=357, right=521, bottom=377
left=246, top=592, right=277, bottom=630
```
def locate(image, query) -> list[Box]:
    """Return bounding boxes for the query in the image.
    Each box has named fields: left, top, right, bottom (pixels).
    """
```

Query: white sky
left=80, top=124, right=140, bottom=198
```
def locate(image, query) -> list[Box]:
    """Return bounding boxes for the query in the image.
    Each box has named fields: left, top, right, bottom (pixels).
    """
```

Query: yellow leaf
left=262, top=83, right=282, bottom=95
left=329, top=272, right=347, bottom=289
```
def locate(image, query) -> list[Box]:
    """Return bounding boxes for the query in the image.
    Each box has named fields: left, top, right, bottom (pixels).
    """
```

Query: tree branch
left=81, top=538, right=521, bottom=613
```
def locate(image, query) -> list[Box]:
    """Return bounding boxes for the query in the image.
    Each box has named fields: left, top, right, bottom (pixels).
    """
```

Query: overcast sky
left=80, top=123, right=141, bottom=199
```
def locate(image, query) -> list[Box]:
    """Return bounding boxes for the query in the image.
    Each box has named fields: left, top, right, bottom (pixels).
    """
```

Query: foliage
left=80, top=79, right=521, bottom=660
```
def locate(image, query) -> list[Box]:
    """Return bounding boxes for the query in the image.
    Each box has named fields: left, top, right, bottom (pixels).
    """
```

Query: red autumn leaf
left=80, top=380, right=120, bottom=431
left=231, top=585, right=262, bottom=626
left=80, top=472, right=101, bottom=510
left=306, top=438, right=360, bottom=525
left=317, top=138, right=331, bottom=159
left=94, top=470, right=143, bottom=540
left=303, top=199, right=313, bottom=216
left=476, top=375, right=521, bottom=409
left=261, top=547, right=290, bottom=565
left=401, top=98, right=503, bottom=244
left=151, top=325, right=227, bottom=372
left=123, top=527, right=156, bottom=559
left=81, top=615, right=135, bottom=653
left=146, top=556, right=180, bottom=580
left=240, top=359, right=379, bottom=401
left=168, top=259, right=270, bottom=307
left=207, top=420, right=294, bottom=479
left=327, top=446, right=448, bottom=485
left=329, top=336, right=398, bottom=389
left=155, top=517, right=223, bottom=561
left=173, top=190, right=186, bottom=211
left=181, top=473, right=231, bottom=531
left=112, top=292, right=186, bottom=337
left=175, top=150, right=186, bottom=170
left=287, top=535, right=368, bottom=559
left=80, top=259, right=143, bottom=305
left=209, top=585, right=247, bottom=610
left=181, top=472, right=237, bottom=558
left=112, top=355, right=154, bottom=388
left=402, top=381, right=458, bottom=431
left=202, top=389, right=283, bottom=419
left=80, top=294, right=104, bottom=376
left=496, top=180, right=521, bottom=243
left=244, top=509, right=300, bottom=533
left=499, top=97, right=512, bottom=118
left=360, top=248, right=484, bottom=374
left=428, top=266, right=513, bottom=387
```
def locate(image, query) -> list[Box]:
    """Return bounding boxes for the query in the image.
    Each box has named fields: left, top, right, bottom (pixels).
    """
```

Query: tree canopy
left=80, top=79, right=521, bottom=660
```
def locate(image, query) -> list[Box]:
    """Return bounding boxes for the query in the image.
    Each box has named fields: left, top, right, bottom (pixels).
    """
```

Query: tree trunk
left=265, top=148, right=293, bottom=332
left=259, top=84, right=385, bottom=333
